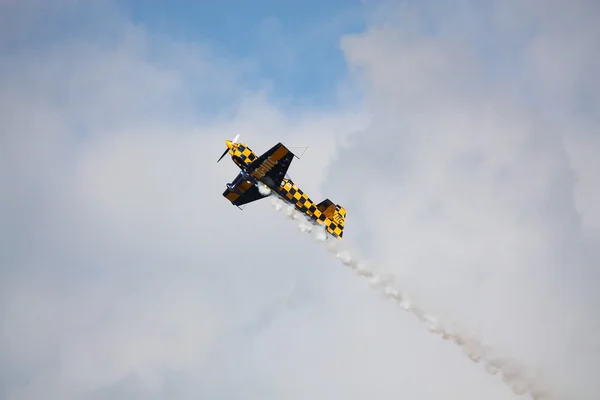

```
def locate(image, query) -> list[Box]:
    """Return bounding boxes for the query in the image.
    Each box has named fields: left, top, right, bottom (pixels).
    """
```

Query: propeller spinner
left=217, top=134, right=240, bottom=163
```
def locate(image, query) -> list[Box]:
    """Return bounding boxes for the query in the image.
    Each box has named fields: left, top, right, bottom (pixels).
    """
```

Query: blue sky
left=120, top=0, right=368, bottom=106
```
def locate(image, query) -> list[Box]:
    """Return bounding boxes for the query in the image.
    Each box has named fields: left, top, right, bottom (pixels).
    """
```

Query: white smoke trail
left=257, top=182, right=272, bottom=196
left=268, top=196, right=565, bottom=400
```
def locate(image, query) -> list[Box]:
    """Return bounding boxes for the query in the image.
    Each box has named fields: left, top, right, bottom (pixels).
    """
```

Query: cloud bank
left=328, top=0, right=599, bottom=398
left=1, top=1, right=598, bottom=400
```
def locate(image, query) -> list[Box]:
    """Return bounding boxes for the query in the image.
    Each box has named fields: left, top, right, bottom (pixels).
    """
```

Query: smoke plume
left=268, top=196, right=567, bottom=400
left=258, top=182, right=272, bottom=196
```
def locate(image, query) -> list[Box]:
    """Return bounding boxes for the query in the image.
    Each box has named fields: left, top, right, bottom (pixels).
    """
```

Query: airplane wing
left=223, top=174, right=269, bottom=207
left=249, top=142, right=295, bottom=187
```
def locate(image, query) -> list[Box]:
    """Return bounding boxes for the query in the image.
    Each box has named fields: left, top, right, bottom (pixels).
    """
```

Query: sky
left=1, top=0, right=599, bottom=400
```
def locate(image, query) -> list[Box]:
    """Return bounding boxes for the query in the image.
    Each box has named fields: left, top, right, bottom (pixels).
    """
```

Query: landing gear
left=240, top=170, right=251, bottom=180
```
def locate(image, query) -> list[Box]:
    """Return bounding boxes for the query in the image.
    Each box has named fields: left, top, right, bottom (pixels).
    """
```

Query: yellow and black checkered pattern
left=277, top=179, right=346, bottom=239
left=231, top=144, right=257, bottom=166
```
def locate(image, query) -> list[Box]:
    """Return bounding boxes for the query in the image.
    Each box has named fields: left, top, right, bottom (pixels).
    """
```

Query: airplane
left=217, top=134, right=346, bottom=239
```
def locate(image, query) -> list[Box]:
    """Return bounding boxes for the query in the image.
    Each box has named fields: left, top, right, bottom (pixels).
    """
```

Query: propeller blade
left=217, top=147, right=229, bottom=163
left=217, top=134, right=240, bottom=162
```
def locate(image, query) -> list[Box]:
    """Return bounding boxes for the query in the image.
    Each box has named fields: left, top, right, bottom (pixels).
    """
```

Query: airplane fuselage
left=227, top=142, right=291, bottom=194
left=223, top=140, right=346, bottom=239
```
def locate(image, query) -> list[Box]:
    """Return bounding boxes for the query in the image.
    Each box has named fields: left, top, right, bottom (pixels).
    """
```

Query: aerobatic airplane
left=217, top=134, right=346, bottom=239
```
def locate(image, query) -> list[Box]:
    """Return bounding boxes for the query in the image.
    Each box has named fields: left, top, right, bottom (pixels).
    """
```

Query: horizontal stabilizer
left=316, top=199, right=346, bottom=239
left=316, top=198, right=336, bottom=219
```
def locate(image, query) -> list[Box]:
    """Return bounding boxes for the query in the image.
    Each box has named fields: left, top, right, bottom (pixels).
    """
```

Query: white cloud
left=0, top=3, right=366, bottom=400
left=2, top=1, right=599, bottom=400
left=326, top=0, right=599, bottom=398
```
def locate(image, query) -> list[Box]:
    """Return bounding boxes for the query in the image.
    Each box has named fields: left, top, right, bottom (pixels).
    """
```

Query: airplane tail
left=316, top=198, right=346, bottom=238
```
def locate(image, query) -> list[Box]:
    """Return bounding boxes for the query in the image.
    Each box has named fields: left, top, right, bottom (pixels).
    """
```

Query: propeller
left=217, top=133, right=240, bottom=163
